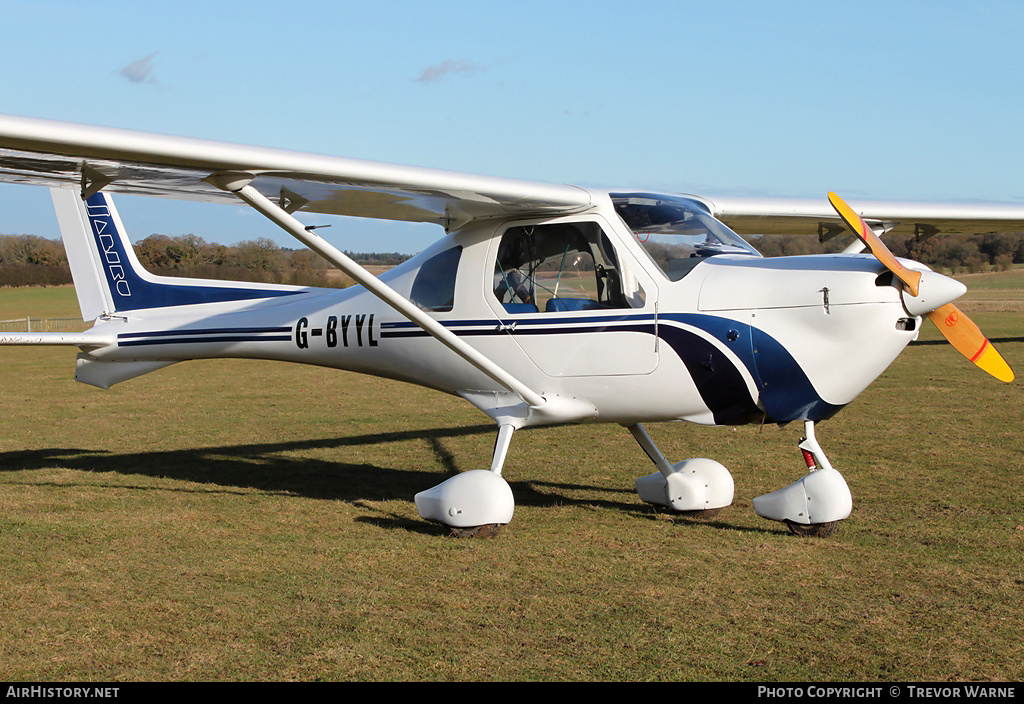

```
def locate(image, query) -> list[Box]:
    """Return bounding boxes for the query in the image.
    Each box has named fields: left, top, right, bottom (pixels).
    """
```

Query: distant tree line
left=0, top=235, right=73, bottom=286
left=749, top=231, right=1024, bottom=274
left=133, top=235, right=338, bottom=287
left=0, top=233, right=413, bottom=288
left=2, top=230, right=1022, bottom=288
left=342, top=252, right=412, bottom=266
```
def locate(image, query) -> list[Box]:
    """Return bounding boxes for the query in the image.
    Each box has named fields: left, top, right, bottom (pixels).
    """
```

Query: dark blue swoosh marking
left=380, top=312, right=842, bottom=423
left=662, top=314, right=844, bottom=422
left=638, top=321, right=761, bottom=424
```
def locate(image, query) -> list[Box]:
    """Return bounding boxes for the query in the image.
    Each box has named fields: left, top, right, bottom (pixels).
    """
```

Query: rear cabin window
left=411, top=246, right=462, bottom=312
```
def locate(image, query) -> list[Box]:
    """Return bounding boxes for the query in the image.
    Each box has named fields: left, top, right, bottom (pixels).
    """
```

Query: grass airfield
left=0, top=284, right=1021, bottom=682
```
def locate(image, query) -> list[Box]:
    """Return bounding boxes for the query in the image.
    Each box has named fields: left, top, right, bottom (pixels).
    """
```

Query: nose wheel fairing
left=752, top=420, right=853, bottom=536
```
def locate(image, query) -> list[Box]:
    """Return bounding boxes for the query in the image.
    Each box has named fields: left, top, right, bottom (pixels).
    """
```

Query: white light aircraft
left=0, top=114, right=1022, bottom=537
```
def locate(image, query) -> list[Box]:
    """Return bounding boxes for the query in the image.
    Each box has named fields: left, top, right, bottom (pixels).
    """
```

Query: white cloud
left=119, top=52, right=159, bottom=84
left=415, top=59, right=483, bottom=83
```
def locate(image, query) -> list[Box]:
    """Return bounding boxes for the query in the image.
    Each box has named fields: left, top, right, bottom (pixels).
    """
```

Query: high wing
left=0, top=114, right=591, bottom=230
left=0, top=114, right=598, bottom=410
left=2, top=114, right=1024, bottom=239
left=693, top=194, right=1024, bottom=240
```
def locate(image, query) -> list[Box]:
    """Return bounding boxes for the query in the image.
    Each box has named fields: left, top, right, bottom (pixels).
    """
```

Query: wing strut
left=206, top=171, right=547, bottom=409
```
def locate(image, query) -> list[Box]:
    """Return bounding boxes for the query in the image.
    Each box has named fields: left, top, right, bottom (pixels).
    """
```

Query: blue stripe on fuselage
left=116, top=326, right=293, bottom=347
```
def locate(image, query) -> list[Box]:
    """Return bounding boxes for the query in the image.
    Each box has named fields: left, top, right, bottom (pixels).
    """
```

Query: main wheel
left=785, top=520, right=838, bottom=538
left=676, top=507, right=724, bottom=519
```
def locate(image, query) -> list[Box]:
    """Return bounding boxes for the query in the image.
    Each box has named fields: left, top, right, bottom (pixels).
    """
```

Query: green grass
left=958, top=265, right=1024, bottom=290
left=0, top=285, right=80, bottom=319
left=0, top=284, right=1022, bottom=681
left=953, top=267, right=1024, bottom=314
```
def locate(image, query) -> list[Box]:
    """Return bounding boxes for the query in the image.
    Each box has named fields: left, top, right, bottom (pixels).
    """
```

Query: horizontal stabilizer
left=0, top=332, right=114, bottom=347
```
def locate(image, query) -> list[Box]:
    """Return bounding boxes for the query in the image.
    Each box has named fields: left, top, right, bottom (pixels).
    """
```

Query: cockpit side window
left=493, top=221, right=642, bottom=314
left=612, top=193, right=760, bottom=281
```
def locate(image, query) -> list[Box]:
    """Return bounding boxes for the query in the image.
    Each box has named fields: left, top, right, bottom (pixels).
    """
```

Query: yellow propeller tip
left=974, top=343, right=1015, bottom=383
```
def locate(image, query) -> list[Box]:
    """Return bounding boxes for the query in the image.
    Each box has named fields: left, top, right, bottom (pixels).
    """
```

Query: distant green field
left=959, top=265, right=1024, bottom=290
left=0, top=285, right=80, bottom=319
left=0, top=283, right=1021, bottom=682
left=955, top=269, right=1024, bottom=315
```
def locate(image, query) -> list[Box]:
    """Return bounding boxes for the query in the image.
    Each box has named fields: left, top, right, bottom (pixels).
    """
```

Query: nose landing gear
left=753, top=420, right=852, bottom=537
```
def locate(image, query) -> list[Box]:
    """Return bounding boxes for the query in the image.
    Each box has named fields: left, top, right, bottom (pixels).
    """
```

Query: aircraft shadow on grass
left=0, top=423, right=756, bottom=535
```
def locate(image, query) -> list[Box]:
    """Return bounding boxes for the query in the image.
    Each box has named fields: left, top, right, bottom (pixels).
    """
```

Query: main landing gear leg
left=629, top=423, right=734, bottom=516
left=414, top=423, right=516, bottom=537
left=752, top=420, right=852, bottom=537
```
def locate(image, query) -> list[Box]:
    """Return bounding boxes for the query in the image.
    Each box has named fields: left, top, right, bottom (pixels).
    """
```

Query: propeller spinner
left=828, top=192, right=1014, bottom=383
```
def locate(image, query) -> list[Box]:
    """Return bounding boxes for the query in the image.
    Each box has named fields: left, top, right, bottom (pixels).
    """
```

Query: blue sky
left=0, top=0, right=1021, bottom=253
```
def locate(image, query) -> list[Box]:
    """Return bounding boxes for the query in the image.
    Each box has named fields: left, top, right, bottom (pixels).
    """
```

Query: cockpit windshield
left=612, top=193, right=760, bottom=280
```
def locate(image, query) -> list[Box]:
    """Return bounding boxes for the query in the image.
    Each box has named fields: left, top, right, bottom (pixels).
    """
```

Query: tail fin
left=51, top=188, right=304, bottom=320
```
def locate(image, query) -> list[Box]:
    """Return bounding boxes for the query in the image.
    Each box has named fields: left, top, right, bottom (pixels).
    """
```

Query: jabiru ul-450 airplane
left=0, top=114, right=1021, bottom=537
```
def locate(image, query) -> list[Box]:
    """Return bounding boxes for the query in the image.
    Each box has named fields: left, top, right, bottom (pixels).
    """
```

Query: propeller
left=828, top=192, right=1014, bottom=383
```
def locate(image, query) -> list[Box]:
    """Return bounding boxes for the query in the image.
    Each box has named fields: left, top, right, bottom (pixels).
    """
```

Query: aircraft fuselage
left=78, top=192, right=919, bottom=430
